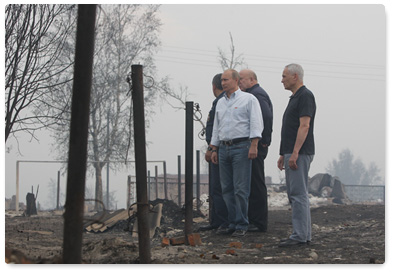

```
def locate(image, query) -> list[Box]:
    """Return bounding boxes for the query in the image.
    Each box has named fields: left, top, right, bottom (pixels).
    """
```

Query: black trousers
left=248, top=144, right=268, bottom=231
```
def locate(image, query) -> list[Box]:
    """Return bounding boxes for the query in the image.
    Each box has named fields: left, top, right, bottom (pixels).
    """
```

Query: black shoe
left=248, top=225, right=267, bottom=232
left=280, top=238, right=311, bottom=245
left=279, top=238, right=307, bottom=247
left=216, top=226, right=235, bottom=235
left=198, top=224, right=219, bottom=231
left=232, top=229, right=247, bottom=237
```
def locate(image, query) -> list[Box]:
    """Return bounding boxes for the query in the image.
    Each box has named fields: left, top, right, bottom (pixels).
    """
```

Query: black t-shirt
left=280, top=86, right=316, bottom=155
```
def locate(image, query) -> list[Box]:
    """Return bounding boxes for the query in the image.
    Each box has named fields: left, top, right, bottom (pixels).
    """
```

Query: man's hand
left=288, top=152, right=299, bottom=170
left=211, top=151, right=218, bottom=164
left=248, top=138, right=259, bottom=160
left=205, top=150, right=212, bottom=162
left=277, top=155, right=284, bottom=171
left=248, top=145, right=258, bottom=160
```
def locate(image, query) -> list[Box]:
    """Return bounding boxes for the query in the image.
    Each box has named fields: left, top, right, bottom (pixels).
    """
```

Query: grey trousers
left=284, top=154, right=314, bottom=242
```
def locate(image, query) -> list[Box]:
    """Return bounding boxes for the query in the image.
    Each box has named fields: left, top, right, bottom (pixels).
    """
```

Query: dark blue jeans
left=218, top=140, right=252, bottom=231
left=208, top=161, right=228, bottom=227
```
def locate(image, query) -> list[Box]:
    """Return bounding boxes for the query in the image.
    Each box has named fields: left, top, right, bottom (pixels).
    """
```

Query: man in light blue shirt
left=210, top=69, right=263, bottom=237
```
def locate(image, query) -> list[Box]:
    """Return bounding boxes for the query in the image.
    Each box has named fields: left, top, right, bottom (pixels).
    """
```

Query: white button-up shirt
left=210, top=89, right=264, bottom=146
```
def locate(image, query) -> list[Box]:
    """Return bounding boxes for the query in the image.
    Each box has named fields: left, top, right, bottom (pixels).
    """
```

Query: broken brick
left=253, top=243, right=263, bottom=249
left=187, top=233, right=202, bottom=246
left=229, top=242, right=242, bottom=249
left=226, top=249, right=237, bottom=256
left=170, top=236, right=185, bottom=246
left=161, top=237, right=170, bottom=247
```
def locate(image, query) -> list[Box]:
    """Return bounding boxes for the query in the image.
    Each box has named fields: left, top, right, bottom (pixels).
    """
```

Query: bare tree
left=46, top=4, right=164, bottom=209
left=218, top=32, right=245, bottom=70
left=5, top=4, right=76, bottom=143
left=158, top=33, right=246, bottom=140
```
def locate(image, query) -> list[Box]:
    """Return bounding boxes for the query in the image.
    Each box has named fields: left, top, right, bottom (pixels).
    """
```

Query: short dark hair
left=212, top=73, right=223, bottom=90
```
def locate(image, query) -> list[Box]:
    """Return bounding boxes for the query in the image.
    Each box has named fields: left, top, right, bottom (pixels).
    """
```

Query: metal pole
left=163, top=161, right=168, bottom=200
left=16, top=161, right=19, bottom=212
left=185, top=101, right=194, bottom=243
left=177, top=155, right=182, bottom=207
left=155, top=165, right=158, bottom=199
left=63, top=4, right=96, bottom=264
left=131, top=64, right=151, bottom=263
left=127, top=175, right=131, bottom=209
left=57, top=171, right=60, bottom=210
left=196, top=150, right=201, bottom=212
left=106, top=111, right=110, bottom=210
left=147, top=170, right=151, bottom=201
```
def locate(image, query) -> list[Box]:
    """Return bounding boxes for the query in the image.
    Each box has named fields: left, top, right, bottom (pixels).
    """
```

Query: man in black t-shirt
left=277, top=63, right=316, bottom=247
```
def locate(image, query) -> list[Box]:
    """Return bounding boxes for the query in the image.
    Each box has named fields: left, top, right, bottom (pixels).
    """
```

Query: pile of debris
left=84, top=199, right=193, bottom=238
left=83, top=174, right=349, bottom=236
left=308, top=173, right=349, bottom=204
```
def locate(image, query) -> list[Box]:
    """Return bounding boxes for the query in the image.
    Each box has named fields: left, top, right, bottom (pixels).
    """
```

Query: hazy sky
left=3, top=3, right=391, bottom=210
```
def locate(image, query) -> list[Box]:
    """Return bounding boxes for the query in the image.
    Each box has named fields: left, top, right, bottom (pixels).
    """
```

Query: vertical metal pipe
left=177, top=155, right=182, bottom=207
left=185, top=101, right=194, bottom=242
left=163, top=161, right=168, bottom=200
left=127, top=175, right=131, bottom=209
left=196, top=150, right=201, bottom=212
left=63, top=4, right=96, bottom=264
left=147, top=170, right=151, bottom=201
left=106, top=111, right=110, bottom=210
left=131, top=64, right=151, bottom=263
left=57, top=171, right=60, bottom=210
left=155, top=165, right=158, bottom=199
left=16, top=161, right=19, bottom=212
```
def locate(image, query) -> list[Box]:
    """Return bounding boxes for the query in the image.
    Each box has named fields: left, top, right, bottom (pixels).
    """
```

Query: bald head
left=239, top=69, right=258, bottom=91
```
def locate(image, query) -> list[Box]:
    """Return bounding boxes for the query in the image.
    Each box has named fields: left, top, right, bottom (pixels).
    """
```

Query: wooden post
left=63, top=4, right=96, bottom=264
left=131, top=64, right=151, bottom=263
left=185, top=101, right=194, bottom=243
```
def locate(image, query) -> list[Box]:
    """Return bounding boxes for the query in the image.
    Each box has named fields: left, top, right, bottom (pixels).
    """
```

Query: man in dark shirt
left=239, top=69, right=273, bottom=232
left=277, top=63, right=316, bottom=247
left=199, top=73, right=228, bottom=231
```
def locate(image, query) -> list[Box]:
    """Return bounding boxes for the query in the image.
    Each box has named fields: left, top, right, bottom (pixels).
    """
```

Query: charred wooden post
left=131, top=64, right=151, bottom=263
left=63, top=4, right=96, bottom=264
left=185, top=101, right=194, bottom=243
left=25, top=192, right=37, bottom=216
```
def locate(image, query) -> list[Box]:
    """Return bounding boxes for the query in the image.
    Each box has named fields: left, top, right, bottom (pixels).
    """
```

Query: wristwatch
left=207, top=146, right=213, bottom=151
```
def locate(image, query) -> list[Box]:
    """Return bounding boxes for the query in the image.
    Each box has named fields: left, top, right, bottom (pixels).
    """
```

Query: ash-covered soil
left=5, top=201, right=385, bottom=264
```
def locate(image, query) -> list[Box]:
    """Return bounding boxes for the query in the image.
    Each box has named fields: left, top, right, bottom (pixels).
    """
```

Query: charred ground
left=4, top=201, right=385, bottom=264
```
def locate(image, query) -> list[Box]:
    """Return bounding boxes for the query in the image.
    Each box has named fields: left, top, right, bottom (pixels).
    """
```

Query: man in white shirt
left=210, top=69, right=263, bottom=237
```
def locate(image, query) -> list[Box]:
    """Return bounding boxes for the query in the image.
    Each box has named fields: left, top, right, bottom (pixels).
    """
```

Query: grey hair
left=285, top=63, right=304, bottom=81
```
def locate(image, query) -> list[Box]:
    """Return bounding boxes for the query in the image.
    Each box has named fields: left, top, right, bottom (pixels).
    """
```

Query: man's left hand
left=288, top=153, right=298, bottom=170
